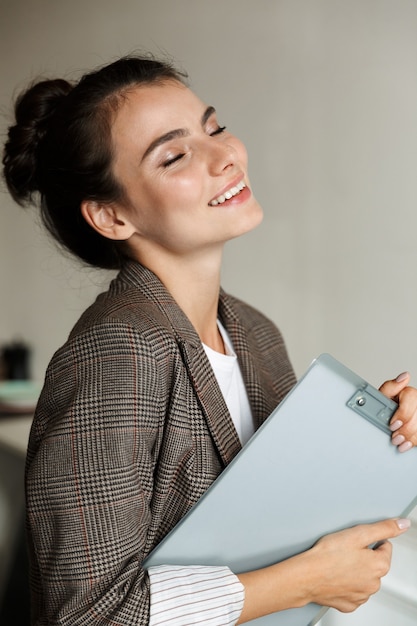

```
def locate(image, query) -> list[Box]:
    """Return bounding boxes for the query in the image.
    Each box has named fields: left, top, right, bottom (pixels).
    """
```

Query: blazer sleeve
left=26, top=320, right=166, bottom=625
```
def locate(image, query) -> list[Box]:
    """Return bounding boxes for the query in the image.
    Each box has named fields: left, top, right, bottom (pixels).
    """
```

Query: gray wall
left=1, top=0, right=417, bottom=385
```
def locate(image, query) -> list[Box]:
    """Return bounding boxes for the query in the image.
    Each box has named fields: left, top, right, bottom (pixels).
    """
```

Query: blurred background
left=0, top=1, right=416, bottom=624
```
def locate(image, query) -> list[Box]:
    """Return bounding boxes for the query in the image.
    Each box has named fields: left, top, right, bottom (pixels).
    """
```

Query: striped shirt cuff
left=148, top=564, right=245, bottom=625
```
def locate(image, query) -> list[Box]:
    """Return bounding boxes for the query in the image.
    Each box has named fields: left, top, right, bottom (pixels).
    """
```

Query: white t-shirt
left=202, top=321, right=255, bottom=445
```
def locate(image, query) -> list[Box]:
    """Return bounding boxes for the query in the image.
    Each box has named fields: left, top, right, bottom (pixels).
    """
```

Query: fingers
left=379, top=371, right=410, bottom=400
left=310, top=519, right=409, bottom=613
left=379, top=372, right=417, bottom=452
left=389, top=386, right=417, bottom=450
left=372, top=539, right=392, bottom=560
left=347, top=518, right=411, bottom=547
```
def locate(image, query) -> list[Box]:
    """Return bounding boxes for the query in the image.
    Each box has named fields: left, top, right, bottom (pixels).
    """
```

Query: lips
left=209, top=180, right=246, bottom=206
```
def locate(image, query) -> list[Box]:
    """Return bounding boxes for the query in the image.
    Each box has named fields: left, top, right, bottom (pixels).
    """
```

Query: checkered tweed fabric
left=25, top=261, right=296, bottom=625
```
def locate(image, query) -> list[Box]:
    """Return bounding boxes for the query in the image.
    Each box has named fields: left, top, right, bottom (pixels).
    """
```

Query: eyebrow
left=141, top=105, right=217, bottom=161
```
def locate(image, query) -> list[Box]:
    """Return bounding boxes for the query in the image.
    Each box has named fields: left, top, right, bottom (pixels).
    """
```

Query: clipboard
left=144, top=354, right=417, bottom=625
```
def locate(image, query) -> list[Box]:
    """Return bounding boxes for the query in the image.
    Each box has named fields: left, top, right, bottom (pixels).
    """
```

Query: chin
left=242, top=201, right=264, bottom=232
left=231, top=206, right=264, bottom=241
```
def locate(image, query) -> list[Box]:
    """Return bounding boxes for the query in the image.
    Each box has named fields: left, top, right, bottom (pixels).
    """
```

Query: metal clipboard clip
left=347, top=384, right=398, bottom=435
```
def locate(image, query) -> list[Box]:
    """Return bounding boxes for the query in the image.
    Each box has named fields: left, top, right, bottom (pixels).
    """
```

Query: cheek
left=139, top=177, right=201, bottom=228
left=166, top=171, right=205, bottom=205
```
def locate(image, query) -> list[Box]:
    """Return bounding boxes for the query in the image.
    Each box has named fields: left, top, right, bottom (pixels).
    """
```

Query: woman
left=3, top=55, right=417, bottom=625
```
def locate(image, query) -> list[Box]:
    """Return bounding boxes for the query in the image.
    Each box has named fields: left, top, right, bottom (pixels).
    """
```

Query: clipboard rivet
left=357, top=397, right=366, bottom=406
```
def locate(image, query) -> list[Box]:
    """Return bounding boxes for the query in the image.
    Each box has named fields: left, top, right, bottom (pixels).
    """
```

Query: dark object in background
left=0, top=516, right=30, bottom=625
left=0, top=444, right=30, bottom=625
left=2, top=342, right=30, bottom=380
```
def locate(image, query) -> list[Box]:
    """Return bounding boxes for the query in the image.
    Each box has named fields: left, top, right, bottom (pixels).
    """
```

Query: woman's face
left=110, top=80, right=263, bottom=260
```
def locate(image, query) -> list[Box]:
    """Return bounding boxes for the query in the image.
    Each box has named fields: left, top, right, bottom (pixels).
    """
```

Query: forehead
left=111, top=81, right=207, bottom=149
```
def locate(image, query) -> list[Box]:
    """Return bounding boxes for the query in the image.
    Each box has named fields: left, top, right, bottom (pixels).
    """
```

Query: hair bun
left=3, top=78, right=72, bottom=205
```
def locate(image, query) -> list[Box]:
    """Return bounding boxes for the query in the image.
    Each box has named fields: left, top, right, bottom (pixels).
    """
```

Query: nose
left=207, top=138, right=238, bottom=175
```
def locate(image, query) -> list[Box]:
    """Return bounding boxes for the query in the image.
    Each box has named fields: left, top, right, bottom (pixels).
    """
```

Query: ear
left=81, top=200, right=136, bottom=241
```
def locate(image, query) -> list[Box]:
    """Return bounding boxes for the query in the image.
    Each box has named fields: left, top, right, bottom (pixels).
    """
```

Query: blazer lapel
left=218, top=291, right=280, bottom=429
left=119, top=262, right=242, bottom=467
left=178, top=339, right=242, bottom=467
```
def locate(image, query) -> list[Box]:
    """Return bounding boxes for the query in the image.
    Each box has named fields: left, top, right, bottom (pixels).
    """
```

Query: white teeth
left=209, top=180, right=246, bottom=206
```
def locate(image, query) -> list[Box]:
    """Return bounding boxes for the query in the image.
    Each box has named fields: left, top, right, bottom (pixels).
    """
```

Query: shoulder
left=66, top=261, right=198, bottom=351
left=33, top=289, right=179, bottom=449
left=41, top=268, right=186, bottom=412
left=69, top=288, right=173, bottom=346
left=61, top=264, right=187, bottom=360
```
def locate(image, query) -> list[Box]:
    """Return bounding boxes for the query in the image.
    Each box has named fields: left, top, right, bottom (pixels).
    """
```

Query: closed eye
left=162, top=124, right=226, bottom=167
left=163, top=153, right=185, bottom=168
left=210, top=125, right=226, bottom=137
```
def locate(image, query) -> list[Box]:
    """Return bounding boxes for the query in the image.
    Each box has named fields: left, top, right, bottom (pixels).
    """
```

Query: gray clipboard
left=144, top=354, right=417, bottom=625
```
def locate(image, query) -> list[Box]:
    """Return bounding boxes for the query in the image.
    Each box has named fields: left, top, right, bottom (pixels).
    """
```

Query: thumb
left=379, top=372, right=410, bottom=400
left=358, top=518, right=411, bottom=547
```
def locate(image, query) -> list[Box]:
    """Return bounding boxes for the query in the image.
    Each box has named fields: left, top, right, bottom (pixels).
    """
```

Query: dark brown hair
left=2, top=55, right=187, bottom=269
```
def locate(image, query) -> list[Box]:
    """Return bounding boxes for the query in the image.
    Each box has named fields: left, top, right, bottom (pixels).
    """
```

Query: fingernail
left=396, top=372, right=409, bottom=383
left=390, top=420, right=403, bottom=432
left=396, top=518, right=411, bottom=530
left=399, top=441, right=413, bottom=453
left=392, top=434, right=405, bottom=446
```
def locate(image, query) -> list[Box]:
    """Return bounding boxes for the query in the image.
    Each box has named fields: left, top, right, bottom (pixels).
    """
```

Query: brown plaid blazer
left=25, top=261, right=296, bottom=625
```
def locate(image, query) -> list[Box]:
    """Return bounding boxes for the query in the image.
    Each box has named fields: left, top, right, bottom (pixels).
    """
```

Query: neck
left=133, top=244, right=225, bottom=352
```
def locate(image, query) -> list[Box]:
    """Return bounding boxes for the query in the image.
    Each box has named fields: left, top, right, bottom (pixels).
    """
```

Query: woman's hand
left=379, top=372, right=417, bottom=452
left=237, top=518, right=410, bottom=623
left=306, top=518, right=410, bottom=612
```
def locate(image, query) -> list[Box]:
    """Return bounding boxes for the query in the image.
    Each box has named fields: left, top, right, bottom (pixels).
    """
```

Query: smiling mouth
left=209, top=180, right=246, bottom=206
